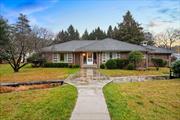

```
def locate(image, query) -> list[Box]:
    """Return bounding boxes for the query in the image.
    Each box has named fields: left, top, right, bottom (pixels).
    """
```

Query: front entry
left=87, top=52, right=93, bottom=65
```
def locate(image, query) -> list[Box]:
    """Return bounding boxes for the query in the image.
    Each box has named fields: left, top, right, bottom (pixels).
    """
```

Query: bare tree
left=31, top=25, right=54, bottom=52
left=155, top=28, right=180, bottom=49
left=0, top=14, right=33, bottom=72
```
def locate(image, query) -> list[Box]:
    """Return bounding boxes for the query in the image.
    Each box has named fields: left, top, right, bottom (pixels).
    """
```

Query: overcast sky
left=1, top=0, right=180, bottom=35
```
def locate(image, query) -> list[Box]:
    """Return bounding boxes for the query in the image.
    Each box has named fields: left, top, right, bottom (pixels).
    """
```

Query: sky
left=0, top=0, right=180, bottom=35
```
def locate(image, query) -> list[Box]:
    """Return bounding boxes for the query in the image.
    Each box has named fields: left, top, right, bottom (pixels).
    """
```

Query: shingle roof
left=41, top=40, right=97, bottom=52
left=76, top=38, right=146, bottom=52
left=42, top=38, right=172, bottom=54
left=145, top=45, right=173, bottom=54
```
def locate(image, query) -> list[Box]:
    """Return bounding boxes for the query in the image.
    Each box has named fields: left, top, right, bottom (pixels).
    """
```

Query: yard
left=0, top=64, right=79, bottom=83
left=100, top=67, right=169, bottom=77
left=103, top=79, right=180, bottom=120
left=0, top=84, right=77, bottom=120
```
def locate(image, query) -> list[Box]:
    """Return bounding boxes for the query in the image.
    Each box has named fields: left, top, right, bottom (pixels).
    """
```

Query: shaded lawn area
left=100, top=67, right=169, bottom=77
left=0, top=84, right=77, bottom=120
left=0, top=64, right=79, bottom=83
left=103, top=79, right=180, bottom=120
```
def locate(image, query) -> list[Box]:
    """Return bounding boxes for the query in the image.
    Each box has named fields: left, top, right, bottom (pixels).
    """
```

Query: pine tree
left=81, top=29, right=89, bottom=40
left=107, top=25, right=113, bottom=38
left=0, top=16, right=9, bottom=48
left=67, top=25, right=75, bottom=40
left=116, top=11, right=145, bottom=45
left=67, top=25, right=80, bottom=40
left=89, top=27, right=106, bottom=40
left=55, top=30, right=69, bottom=43
left=75, top=29, right=80, bottom=40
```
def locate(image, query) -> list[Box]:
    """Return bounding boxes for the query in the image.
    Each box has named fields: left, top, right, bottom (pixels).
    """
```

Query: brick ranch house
left=41, top=38, right=172, bottom=68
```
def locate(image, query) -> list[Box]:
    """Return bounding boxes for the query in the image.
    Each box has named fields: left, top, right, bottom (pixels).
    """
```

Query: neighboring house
left=41, top=38, right=172, bottom=68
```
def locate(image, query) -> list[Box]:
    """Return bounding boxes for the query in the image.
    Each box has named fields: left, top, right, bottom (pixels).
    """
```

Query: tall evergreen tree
left=107, top=25, right=113, bottom=38
left=116, top=11, right=145, bottom=45
left=0, top=16, right=9, bottom=48
left=67, top=25, right=75, bottom=40
left=89, top=27, right=106, bottom=40
left=75, top=29, right=80, bottom=40
left=67, top=25, right=80, bottom=40
left=112, top=26, right=118, bottom=39
left=81, top=29, right=89, bottom=40
left=55, top=30, right=69, bottom=43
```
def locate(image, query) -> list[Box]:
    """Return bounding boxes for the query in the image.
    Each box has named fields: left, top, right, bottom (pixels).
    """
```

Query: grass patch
left=100, top=67, right=169, bottom=77
left=103, top=79, right=180, bottom=120
left=0, top=64, right=79, bottom=83
left=0, top=84, right=77, bottom=120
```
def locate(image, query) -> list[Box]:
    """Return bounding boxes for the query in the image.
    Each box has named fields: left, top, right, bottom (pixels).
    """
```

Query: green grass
left=0, top=84, right=77, bottom=120
left=100, top=67, right=169, bottom=77
left=0, top=64, right=79, bottom=83
left=103, top=79, right=180, bottom=120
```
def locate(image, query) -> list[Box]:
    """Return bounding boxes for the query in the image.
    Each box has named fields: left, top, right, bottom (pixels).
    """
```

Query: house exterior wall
left=42, top=52, right=171, bottom=68
left=148, top=53, right=171, bottom=67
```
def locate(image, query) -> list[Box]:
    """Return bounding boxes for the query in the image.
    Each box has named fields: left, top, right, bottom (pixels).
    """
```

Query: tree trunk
left=13, top=68, right=19, bottom=72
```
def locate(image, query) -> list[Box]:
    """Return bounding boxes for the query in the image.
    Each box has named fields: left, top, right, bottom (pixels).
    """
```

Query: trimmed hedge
left=100, top=64, right=106, bottom=69
left=44, top=63, right=68, bottom=68
left=105, top=59, right=117, bottom=69
left=172, top=60, right=180, bottom=77
left=105, top=59, right=129, bottom=69
left=116, top=59, right=129, bottom=69
left=127, top=63, right=135, bottom=70
left=68, top=64, right=80, bottom=68
left=151, top=58, right=167, bottom=67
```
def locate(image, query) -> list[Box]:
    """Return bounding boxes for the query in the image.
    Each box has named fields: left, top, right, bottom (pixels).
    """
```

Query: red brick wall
left=148, top=53, right=171, bottom=67
left=42, top=52, right=53, bottom=62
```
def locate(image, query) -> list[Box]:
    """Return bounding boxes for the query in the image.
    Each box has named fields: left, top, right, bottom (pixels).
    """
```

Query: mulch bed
left=0, top=83, right=62, bottom=93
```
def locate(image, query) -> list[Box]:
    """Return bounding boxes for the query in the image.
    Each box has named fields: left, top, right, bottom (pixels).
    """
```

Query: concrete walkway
left=66, top=69, right=111, bottom=120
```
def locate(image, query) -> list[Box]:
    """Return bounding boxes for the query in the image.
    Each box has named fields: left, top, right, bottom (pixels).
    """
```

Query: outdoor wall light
left=82, top=53, right=86, bottom=56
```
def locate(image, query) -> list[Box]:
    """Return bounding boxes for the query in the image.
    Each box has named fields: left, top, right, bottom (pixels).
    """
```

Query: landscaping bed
left=0, top=82, right=63, bottom=93
left=103, top=79, right=180, bottom=120
left=0, top=84, right=77, bottom=120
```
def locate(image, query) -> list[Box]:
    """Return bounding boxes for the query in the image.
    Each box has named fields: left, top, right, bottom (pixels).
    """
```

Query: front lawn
left=0, top=84, right=77, bottom=120
left=100, top=67, right=169, bottom=77
left=103, top=79, right=180, bottom=120
left=0, top=64, right=79, bottom=83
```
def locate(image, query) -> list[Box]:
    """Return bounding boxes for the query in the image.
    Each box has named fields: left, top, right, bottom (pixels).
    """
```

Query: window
left=102, top=53, right=106, bottom=63
left=60, top=53, right=64, bottom=62
left=110, top=52, right=113, bottom=59
left=112, top=53, right=117, bottom=59
left=117, top=53, right=121, bottom=59
left=53, top=53, right=59, bottom=63
left=68, top=53, right=73, bottom=63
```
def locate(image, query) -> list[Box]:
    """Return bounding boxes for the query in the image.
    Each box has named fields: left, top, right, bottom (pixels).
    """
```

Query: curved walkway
left=66, top=69, right=111, bottom=120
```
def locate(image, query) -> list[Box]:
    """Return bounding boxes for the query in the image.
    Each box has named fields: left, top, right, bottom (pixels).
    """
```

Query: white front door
left=87, top=52, right=93, bottom=65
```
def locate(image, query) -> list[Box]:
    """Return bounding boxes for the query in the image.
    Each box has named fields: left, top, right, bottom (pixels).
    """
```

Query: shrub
left=172, top=60, right=180, bottom=77
left=116, top=59, right=129, bottom=69
left=100, top=64, right=106, bottom=69
left=128, top=51, right=143, bottom=69
left=127, top=63, right=135, bottom=70
left=27, top=53, right=39, bottom=63
left=44, top=63, right=68, bottom=68
left=27, top=53, right=46, bottom=67
left=68, top=64, right=80, bottom=68
left=105, top=59, right=117, bottom=69
left=151, top=58, right=167, bottom=70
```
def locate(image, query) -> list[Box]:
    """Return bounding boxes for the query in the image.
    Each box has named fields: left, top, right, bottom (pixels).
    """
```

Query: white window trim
left=67, top=53, right=73, bottom=63
left=117, top=52, right=121, bottom=59
left=53, top=53, right=59, bottom=63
